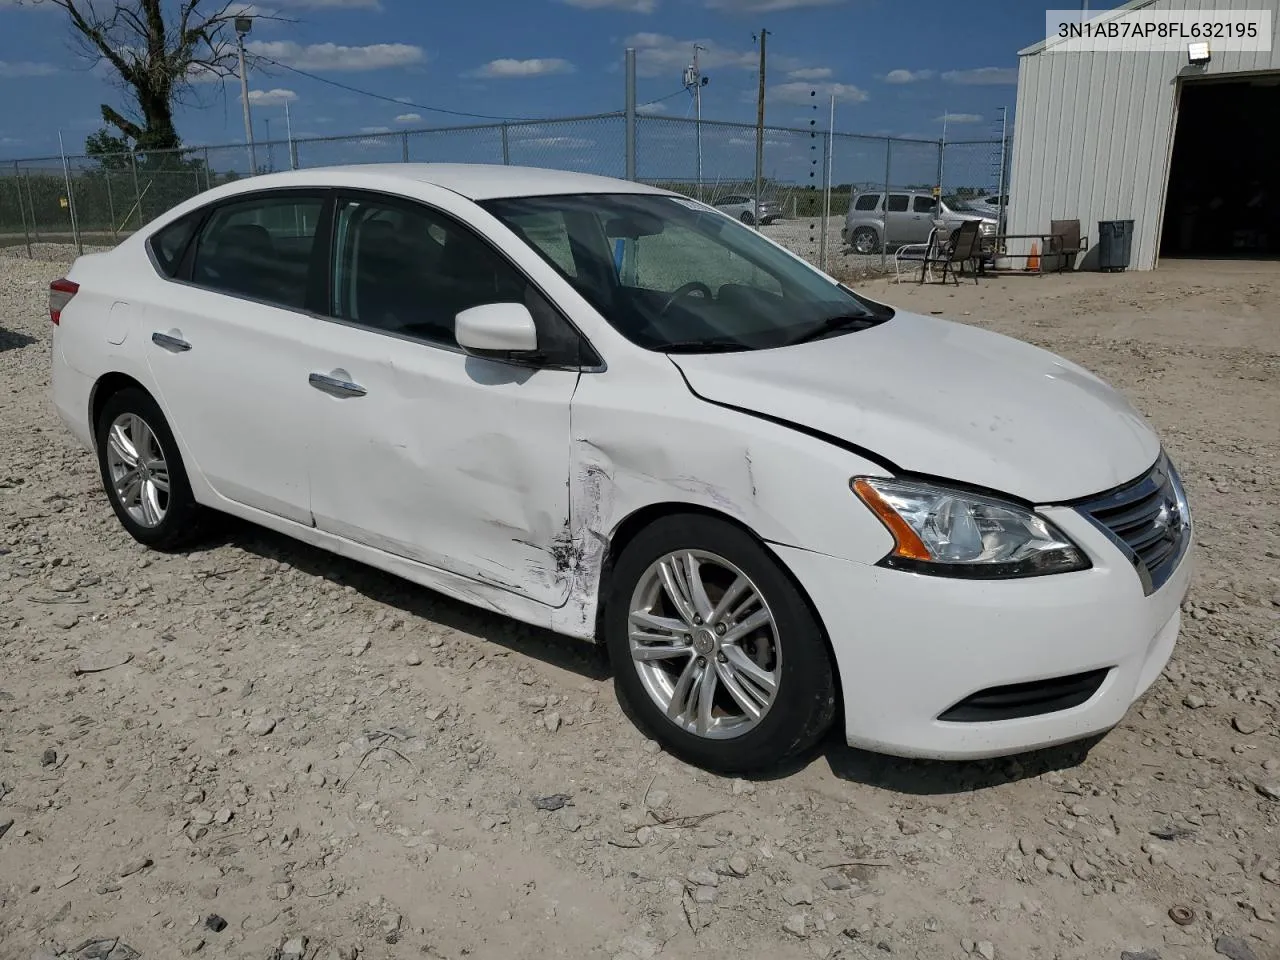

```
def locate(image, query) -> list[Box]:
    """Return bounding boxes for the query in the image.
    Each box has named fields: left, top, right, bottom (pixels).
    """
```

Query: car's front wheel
left=96, top=387, right=204, bottom=550
left=606, top=514, right=837, bottom=773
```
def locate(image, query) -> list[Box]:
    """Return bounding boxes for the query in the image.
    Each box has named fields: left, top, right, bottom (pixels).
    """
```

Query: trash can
left=1097, top=219, right=1135, bottom=272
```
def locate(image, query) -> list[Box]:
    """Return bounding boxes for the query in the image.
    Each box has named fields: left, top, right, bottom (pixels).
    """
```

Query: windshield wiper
left=661, top=338, right=752, bottom=354
left=782, top=313, right=875, bottom=346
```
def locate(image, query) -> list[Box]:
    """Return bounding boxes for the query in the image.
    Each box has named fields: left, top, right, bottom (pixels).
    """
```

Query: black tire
left=605, top=514, right=837, bottom=774
left=850, top=226, right=880, bottom=255
left=95, top=387, right=204, bottom=551
left=739, top=211, right=755, bottom=226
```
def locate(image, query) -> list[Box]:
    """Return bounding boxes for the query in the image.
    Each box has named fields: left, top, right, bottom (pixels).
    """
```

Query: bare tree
left=32, top=0, right=260, bottom=153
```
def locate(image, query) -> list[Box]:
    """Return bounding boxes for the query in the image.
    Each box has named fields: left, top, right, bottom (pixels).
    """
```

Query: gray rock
left=1233, top=715, right=1262, bottom=735
left=544, top=711, right=562, bottom=733
left=976, top=941, right=995, bottom=960
left=1183, top=694, right=1206, bottom=709
left=822, top=873, right=851, bottom=891
left=1071, top=859, right=1098, bottom=881
left=352, top=638, right=371, bottom=657
left=278, top=938, right=308, bottom=960
left=0, top=818, right=13, bottom=840
left=405, top=653, right=422, bottom=666
left=782, top=883, right=814, bottom=906
left=1254, top=780, right=1280, bottom=801
left=118, top=857, right=152, bottom=878
left=1120, top=951, right=1161, bottom=960
left=215, top=808, right=232, bottom=825
left=691, top=885, right=717, bottom=904
left=727, top=855, right=750, bottom=877
left=730, top=778, right=755, bottom=796
left=247, top=717, right=277, bottom=736
left=687, top=867, right=719, bottom=888
left=1214, top=936, right=1258, bottom=960
left=180, top=937, right=204, bottom=956
left=782, top=914, right=807, bottom=937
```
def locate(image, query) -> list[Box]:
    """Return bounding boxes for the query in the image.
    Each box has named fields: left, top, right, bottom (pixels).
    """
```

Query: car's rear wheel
left=96, top=387, right=204, bottom=550
left=739, top=211, right=755, bottom=226
left=850, top=226, right=880, bottom=255
left=606, top=514, right=837, bottom=773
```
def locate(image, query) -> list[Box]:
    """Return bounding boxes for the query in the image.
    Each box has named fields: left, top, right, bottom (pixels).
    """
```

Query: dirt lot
left=1, top=247, right=1277, bottom=960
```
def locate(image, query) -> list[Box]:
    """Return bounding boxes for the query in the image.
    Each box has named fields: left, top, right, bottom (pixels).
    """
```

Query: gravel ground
left=1, top=247, right=1278, bottom=960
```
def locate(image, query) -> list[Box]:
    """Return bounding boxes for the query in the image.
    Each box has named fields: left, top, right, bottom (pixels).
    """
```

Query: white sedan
left=49, top=164, right=1193, bottom=773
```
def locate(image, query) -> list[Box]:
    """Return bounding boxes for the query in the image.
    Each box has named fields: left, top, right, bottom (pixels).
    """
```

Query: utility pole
left=625, top=47, right=637, bottom=180
left=753, top=28, right=769, bottom=228
left=285, top=98, right=297, bottom=170
left=996, top=105, right=1008, bottom=231
left=684, top=45, right=709, bottom=201
left=235, top=16, right=257, bottom=174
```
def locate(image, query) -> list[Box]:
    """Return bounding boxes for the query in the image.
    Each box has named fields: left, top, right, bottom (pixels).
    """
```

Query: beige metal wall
left=1007, top=0, right=1280, bottom=270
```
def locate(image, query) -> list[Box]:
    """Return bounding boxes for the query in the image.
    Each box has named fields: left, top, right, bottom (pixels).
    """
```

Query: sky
left=0, top=0, right=1119, bottom=176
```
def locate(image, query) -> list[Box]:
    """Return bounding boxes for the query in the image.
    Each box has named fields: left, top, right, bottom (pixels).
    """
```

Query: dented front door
left=305, top=324, right=578, bottom=607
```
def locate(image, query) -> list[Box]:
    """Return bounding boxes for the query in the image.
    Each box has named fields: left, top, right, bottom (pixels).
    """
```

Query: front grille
left=938, top=669, right=1110, bottom=722
left=1075, top=454, right=1191, bottom=595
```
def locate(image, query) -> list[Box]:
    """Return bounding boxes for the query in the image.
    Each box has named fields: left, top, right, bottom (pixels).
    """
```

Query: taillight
left=49, top=278, right=79, bottom=325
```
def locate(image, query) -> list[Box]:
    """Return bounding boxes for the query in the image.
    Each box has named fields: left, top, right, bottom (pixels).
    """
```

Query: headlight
left=980, top=222, right=995, bottom=235
left=851, top=477, right=1090, bottom=579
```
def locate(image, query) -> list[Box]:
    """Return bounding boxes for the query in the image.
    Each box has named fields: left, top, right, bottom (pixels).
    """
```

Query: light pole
left=684, top=45, right=709, bottom=202
left=235, top=16, right=258, bottom=174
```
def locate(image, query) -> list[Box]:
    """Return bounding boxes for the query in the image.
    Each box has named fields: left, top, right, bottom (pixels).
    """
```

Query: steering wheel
left=659, top=281, right=713, bottom=316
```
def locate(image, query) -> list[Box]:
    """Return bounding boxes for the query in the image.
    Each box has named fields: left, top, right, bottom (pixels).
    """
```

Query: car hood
left=670, top=311, right=1160, bottom=503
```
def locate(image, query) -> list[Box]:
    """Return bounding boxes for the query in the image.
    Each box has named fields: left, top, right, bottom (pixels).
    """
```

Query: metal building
left=1006, top=0, right=1280, bottom=270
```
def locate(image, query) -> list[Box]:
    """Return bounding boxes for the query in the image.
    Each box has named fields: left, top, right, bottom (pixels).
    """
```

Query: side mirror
left=455, top=302, right=538, bottom=358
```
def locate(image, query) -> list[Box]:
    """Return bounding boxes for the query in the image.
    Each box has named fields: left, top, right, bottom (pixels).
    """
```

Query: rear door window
left=886, top=195, right=910, bottom=212
left=149, top=212, right=202, bottom=277
left=189, top=193, right=326, bottom=310
left=913, top=196, right=939, bottom=213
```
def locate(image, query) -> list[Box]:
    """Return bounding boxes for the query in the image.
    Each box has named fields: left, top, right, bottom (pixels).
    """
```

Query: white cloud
left=394, top=112, right=422, bottom=123
left=636, top=101, right=668, bottom=115
left=937, top=112, right=983, bottom=124
left=787, top=67, right=832, bottom=81
left=884, top=68, right=934, bottom=84
left=469, top=58, right=576, bottom=79
left=707, top=0, right=847, bottom=10
left=248, top=40, right=425, bottom=71
left=942, top=67, right=1018, bottom=85
left=625, top=32, right=757, bottom=78
left=245, top=88, right=298, bottom=107
left=0, top=60, right=58, bottom=78
left=769, top=81, right=867, bottom=104
left=360, top=125, right=392, bottom=134
left=560, top=0, right=657, bottom=10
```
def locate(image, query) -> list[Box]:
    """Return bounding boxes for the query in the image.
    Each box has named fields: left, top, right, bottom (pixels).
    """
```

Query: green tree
left=29, top=1, right=263, bottom=153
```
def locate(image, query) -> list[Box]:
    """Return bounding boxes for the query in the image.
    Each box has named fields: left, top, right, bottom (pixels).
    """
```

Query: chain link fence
left=0, top=114, right=1005, bottom=276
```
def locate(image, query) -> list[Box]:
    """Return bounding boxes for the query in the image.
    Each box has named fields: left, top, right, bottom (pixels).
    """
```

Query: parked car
left=712, top=194, right=783, bottom=225
left=50, top=164, right=1193, bottom=773
left=842, top=189, right=997, bottom=254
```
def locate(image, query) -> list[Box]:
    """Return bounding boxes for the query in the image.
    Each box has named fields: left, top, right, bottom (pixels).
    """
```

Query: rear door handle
left=309, top=371, right=367, bottom=398
left=152, top=331, right=191, bottom=352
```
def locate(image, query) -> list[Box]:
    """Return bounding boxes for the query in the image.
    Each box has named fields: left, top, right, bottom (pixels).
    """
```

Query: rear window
left=148, top=213, right=201, bottom=277
left=853, top=193, right=880, bottom=211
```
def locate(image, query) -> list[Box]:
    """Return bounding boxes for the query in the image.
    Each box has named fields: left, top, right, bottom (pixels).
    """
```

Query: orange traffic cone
left=1026, top=241, right=1040, bottom=272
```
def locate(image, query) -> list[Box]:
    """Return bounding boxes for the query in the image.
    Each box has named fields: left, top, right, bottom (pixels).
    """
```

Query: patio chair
left=894, top=226, right=943, bottom=283
left=923, top=220, right=981, bottom=285
left=1049, top=219, right=1088, bottom=272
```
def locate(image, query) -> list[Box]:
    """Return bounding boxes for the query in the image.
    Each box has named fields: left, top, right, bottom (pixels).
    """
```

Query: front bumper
left=774, top=506, right=1193, bottom=760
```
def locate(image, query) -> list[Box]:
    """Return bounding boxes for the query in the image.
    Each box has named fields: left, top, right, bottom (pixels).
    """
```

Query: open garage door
left=1160, top=76, right=1280, bottom=259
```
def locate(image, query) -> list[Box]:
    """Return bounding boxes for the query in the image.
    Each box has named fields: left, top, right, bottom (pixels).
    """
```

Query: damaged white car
left=50, top=164, right=1193, bottom=773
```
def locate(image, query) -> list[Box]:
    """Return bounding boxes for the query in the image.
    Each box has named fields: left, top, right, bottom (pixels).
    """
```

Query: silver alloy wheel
left=105, top=412, right=170, bottom=528
left=852, top=228, right=877, bottom=255
left=628, top=550, right=780, bottom=740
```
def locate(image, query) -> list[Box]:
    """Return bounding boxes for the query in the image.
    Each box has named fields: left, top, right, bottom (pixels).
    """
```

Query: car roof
left=209, top=163, right=673, bottom=202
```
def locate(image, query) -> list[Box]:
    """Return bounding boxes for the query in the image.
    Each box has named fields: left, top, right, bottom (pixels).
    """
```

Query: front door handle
left=309, top=371, right=367, bottom=398
left=152, top=331, right=191, bottom=352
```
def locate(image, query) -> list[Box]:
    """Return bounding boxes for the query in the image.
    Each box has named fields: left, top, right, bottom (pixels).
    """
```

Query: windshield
left=481, top=193, right=891, bottom=353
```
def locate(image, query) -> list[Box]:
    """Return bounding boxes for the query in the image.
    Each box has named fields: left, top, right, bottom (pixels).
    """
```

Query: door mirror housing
left=455, top=302, right=539, bottom=359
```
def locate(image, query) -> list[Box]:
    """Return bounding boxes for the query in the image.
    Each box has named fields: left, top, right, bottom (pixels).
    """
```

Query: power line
left=256, top=56, right=685, bottom=124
